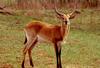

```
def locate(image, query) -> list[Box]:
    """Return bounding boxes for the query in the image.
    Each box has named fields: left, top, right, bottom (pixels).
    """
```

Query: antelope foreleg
left=54, top=42, right=62, bottom=68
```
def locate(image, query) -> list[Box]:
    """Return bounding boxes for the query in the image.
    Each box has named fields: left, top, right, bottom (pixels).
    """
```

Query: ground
left=0, top=9, right=100, bottom=68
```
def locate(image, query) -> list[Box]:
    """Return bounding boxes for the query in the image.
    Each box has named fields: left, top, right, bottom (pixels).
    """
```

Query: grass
left=0, top=9, right=100, bottom=68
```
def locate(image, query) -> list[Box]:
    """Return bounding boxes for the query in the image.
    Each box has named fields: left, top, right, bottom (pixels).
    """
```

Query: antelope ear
left=69, top=10, right=80, bottom=19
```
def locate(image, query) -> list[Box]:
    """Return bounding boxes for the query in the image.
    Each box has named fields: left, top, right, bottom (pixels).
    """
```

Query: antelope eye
left=64, top=21, right=68, bottom=24
left=62, top=17, right=65, bottom=20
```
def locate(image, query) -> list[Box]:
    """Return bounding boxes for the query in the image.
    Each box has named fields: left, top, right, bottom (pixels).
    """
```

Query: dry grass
left=0, top=9, right=100, bottom=68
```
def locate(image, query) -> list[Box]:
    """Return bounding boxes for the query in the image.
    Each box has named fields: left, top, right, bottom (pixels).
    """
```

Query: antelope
left=21, top=8, right=80, bottom=68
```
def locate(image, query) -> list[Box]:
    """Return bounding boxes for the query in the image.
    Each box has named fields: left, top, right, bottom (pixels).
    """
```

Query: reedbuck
left=22, top=8, right=80, bottom=68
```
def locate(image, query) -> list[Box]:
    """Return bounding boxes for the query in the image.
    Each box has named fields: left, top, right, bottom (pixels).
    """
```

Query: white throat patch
left=67, top=19, right=70, bottom=25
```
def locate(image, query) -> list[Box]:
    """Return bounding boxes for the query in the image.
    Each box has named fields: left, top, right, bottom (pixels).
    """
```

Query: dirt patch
left=0, top=47, right=6, bottom=54
left=35, top=49, right=48, bottom=57
left=67, top=39, right=81, bottom=46
left=47, top=64, right=56, bottom=68
left=0, top=63, right=13, bottom=68
left=91, top=58, right=100, bottom=67
left=65, top=64, right=94, bottom=68
left=94, top=58, right=100, bottom=64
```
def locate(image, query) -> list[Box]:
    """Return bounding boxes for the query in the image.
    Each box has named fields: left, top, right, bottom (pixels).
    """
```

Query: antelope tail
left=24, top=35, right=27, bottom=44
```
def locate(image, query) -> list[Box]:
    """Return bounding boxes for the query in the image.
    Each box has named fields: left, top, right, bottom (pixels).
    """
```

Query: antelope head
left=55, top=8, right=80, bottom=25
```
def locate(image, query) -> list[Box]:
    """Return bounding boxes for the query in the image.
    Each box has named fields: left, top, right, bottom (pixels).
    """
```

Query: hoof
left=30, top=60, right=34, bottom=67
left=21, top=63, right=25, bottom=68
left=21, top=61, right=25, bottom=68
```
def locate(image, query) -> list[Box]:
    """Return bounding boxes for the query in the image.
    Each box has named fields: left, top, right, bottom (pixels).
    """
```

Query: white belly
left=37, top=35, right=49, bottom=43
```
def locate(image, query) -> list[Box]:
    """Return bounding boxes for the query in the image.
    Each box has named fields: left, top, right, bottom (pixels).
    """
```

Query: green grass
left=0, top=9, right=100, bottom=68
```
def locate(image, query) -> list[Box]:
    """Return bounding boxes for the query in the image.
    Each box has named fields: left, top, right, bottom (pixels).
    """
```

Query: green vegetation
left=0, top=9, right=100, bottom=68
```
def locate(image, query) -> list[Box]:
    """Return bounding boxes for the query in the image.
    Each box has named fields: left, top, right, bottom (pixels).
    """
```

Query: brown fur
left=21, top=10, right=80, bottom=68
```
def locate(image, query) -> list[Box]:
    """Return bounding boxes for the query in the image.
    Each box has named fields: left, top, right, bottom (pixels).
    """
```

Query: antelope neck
left=60, top=23, right=70, bottom=40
